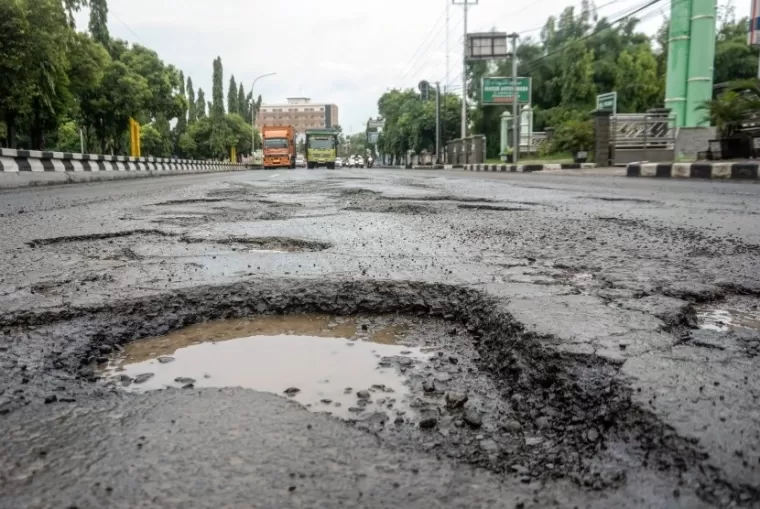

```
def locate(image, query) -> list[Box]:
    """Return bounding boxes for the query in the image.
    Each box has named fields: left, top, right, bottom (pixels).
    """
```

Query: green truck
left=305, top=128, right=339, bottom=169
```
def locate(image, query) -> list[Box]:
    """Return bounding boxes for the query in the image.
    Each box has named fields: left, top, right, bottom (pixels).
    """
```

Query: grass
left=485, top=152, right=574, bottom=165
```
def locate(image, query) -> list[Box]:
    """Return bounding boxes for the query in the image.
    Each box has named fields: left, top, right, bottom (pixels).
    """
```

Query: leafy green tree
left=176, top=70, right=187, bottom=133
left=81, top=60, right=150, bottom=153
left=211, top=57, right=224, bottom=117
left=560, top=40, right=596, bottom=108
left=140, top=124, right=164, bottom=156
left=227, top=75, right=238, bottom=115
left=0, top=0, right=33, bottom=147
left=237, top=84, right=247, bottom=120
left=22, top=0, right=73, bottom=149
left=187, top=77, right=196, bottom=123
left=196, top=88, right=207, bottom=119
left=88, top=0, right=110, bottom=47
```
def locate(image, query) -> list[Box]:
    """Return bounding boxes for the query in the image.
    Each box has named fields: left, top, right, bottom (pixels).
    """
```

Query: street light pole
left=250, top=72, right=276, bottom=155
left=435, top=81, right=441, bottom=164
left=453, top=0, right=477, bottom=139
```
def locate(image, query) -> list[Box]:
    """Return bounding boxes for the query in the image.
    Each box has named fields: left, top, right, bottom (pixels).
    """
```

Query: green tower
left=664, top=0, right=717, bottom=127
left=664, top=0, right=691, bottom=126
left=684, top=0, right=718, bottom=126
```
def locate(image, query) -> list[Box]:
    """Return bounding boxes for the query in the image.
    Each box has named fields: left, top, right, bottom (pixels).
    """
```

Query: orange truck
left=262, top=125, right=296, bottom=169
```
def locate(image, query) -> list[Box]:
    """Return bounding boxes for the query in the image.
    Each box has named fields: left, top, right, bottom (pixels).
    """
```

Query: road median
left=626, top=161, right=760, bottom=180
left=0, top=148, right=247, bottom=189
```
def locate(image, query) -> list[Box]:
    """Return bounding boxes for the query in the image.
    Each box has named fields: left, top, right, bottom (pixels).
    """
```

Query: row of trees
left=376, top=2, right=760, bottom=160
left=0, top=0, right=262, bottom=159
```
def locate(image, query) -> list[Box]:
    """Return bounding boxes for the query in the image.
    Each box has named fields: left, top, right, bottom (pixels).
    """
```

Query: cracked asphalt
left=0, top=168, right=759, bottom=508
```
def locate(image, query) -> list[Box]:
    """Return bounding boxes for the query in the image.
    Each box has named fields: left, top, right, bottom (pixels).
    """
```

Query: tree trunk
left=5, top=113, right=17, bottom=149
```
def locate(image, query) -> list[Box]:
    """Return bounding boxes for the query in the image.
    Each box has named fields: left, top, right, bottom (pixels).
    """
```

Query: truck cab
left=304, top=129, right=338, bottom=169
left=262, top=125, right=296, bottom=169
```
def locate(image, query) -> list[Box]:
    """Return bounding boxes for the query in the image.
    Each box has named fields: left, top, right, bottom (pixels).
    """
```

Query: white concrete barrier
left=0, top=149, right=251, bottom=188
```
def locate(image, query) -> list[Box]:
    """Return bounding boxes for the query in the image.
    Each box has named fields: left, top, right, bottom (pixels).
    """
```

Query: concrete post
left=685, top=0, right=717, bottom=126
left=664, top=0, right=692, bottom=127
left=500, top=111, right=511, bottom=160
left=593, top=110, right=612, bottom=166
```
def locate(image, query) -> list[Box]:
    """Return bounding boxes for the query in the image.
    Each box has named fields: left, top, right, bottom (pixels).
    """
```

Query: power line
left=393, top=6, right=449, bottom=85
left=519, top=0, right=665, bottom=73
left=110, top=9, right=145, bottom=44
left=400, top=9, right=463, bottom=87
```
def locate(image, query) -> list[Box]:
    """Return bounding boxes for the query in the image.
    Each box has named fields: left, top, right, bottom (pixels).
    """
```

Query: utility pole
left=250, top=72, right=276, bottom=154
left=445, top=0, right=450, bottom=93
left=453, top=0, right=477, bottom=139
left=509, top=33, right=519, bottom=164
left=435, top=81, right=441, bottom=164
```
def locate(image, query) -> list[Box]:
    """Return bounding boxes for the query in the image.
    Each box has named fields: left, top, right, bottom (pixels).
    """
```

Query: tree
left=211, top=57, right=224, bottom=117
left=699, top=79, right=760, bottom=137
left=88, top=0, right=109, bottom=47
left=176, top=70, right=187, bottom=133
left=22, top=0, right=73, bottom=149
left=196, top=88, right=206, bottom=119
left=227, top=75, right=238, bottom=115
left=560, top=40, right=596, bottom=108
left=187, top=77, right=196, bottom=123
left=0, top=0, right=34, bottom=147
left=140, top=123, right=165, bottom=156
left=81, top=60, right=151, bottom=153
left=237, top=83, right=246, bottom=121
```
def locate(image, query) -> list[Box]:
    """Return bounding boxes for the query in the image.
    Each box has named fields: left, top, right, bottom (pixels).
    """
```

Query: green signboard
left=596, top=92, right=617, bottom=115
left=481, top=77, right=531, bottom=105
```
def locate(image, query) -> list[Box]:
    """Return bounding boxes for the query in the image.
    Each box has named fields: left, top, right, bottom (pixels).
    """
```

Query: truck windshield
left=264, top=138, right=288, bottom=149
left=309, top=137, right=334, bottom=150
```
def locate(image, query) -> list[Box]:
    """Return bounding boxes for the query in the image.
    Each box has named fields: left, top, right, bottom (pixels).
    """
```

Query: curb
left=463, top=163, right=597, bottom=172
left=626, top=162, right=760, bottom=180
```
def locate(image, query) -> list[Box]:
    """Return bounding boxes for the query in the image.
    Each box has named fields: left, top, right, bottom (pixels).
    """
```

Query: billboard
left=750, top=0, right=760, bottom=46
left=481, top=77, right=531, bottom=105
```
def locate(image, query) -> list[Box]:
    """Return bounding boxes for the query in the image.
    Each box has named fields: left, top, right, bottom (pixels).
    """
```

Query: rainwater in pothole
left=698, top=307, right=760, bottom=333
left=101, top=315, right=435, bottom=421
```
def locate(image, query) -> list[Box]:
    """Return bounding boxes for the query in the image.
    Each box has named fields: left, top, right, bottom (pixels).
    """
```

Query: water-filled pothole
left=101, top=315, right=434, bottom=421
left=698, top=307, right=760, bottom=332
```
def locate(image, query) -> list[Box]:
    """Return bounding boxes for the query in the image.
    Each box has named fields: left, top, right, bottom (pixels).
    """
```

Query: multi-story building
left=256, top=98, right=339, bottom=133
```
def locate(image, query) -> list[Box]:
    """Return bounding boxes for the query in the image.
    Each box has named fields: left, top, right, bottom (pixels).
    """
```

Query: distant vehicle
left=335, top=157, right=344, bottom=168
left=305, top=128, right=339, bottom=169
left=295, top=154, right=306, bottom=168
left=355, top=156, right=364, bottom=168
left=262, top=125, right=296, bottom=169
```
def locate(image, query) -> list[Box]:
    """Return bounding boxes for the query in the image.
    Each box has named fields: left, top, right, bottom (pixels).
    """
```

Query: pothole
left=342, top=203, right=436, bottom=215
left=152, top=198, right=228, bottom=206
left=385, top=195, right=497, bottom=203
left=27, top=230, right=331, bottom=258
left=588, top=197, right=657, bottom=204
left=101, top=314, right=435, bottom=423
left=698, top=306, right=760, bottom=333
left=457, top=204, right=526, bottom=212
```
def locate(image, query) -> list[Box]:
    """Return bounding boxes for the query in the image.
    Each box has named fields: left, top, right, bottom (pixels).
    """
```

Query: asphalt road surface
left=1, top=168, right=759, bottom=508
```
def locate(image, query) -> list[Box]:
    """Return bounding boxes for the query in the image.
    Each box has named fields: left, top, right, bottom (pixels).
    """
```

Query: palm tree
left=699, top=78, right=760, bottom=138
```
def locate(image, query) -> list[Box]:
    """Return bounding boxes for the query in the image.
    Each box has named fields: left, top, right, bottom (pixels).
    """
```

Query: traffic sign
left=596, top=92, right=617, bottom=115
left=481, top=77, right=531, bottom=105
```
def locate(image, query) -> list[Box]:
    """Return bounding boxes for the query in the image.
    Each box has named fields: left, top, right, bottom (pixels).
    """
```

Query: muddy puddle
left=102, top=315, right=435, bottom=422
left=698, top=307, right=760, bottom=333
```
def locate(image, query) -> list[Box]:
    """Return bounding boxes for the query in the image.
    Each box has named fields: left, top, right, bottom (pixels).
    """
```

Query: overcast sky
left=75, top=0, right=745, bottom=135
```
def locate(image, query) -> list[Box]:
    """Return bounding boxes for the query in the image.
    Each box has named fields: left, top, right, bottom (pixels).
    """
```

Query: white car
left=346, top=156, right=356, bottom=168
left=335, top=157, right=344, bottom=168
left=354, top=156, right=364, bottom=168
